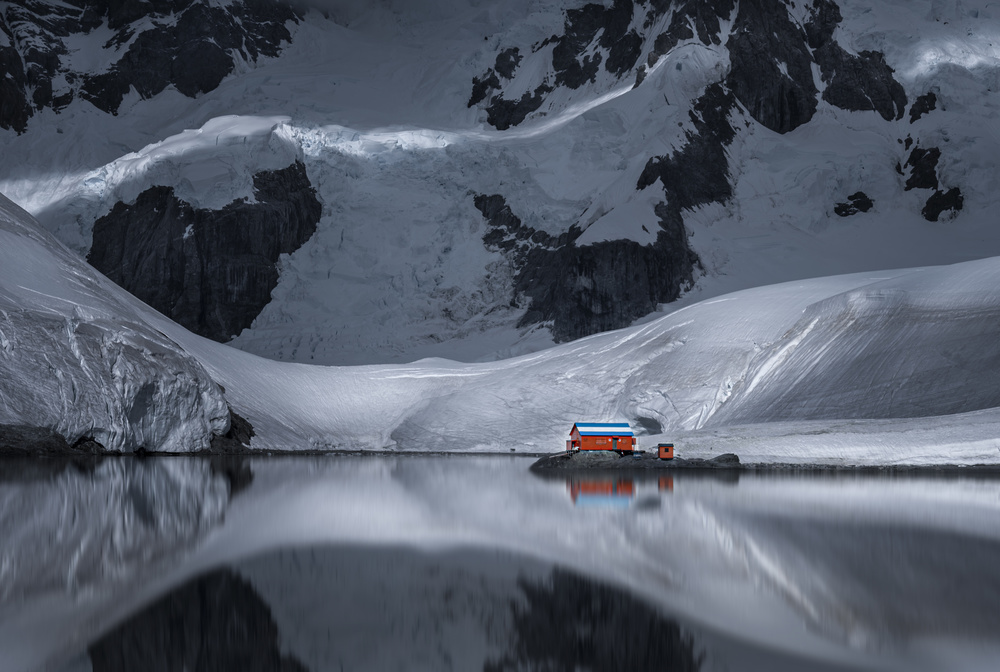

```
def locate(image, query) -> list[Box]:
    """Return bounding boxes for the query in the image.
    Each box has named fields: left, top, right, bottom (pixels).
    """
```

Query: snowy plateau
left=0, top=0, right=999, bottom=462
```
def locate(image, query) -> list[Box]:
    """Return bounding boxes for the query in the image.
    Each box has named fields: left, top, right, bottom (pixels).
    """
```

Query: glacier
left=3, top=187, right=1000, bottom=463
left=1, top=0, right=999, bottom=364
left=0, top=196, right=229, bottom=453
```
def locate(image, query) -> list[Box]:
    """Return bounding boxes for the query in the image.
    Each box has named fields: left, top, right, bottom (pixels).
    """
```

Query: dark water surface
left=2, top=454, right=1000, bottom=672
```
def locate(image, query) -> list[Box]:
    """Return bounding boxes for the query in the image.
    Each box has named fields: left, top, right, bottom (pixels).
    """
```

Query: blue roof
left=572, top=422, right=634, bottom=437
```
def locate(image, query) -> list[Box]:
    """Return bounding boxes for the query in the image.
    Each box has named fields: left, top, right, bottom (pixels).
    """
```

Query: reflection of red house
left=568, top=478, right=635, bottom=506
left=566, top=423, right=636, bottom=453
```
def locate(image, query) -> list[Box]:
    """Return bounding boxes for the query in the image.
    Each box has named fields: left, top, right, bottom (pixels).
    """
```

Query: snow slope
left=1, top=0, right=999, bottom=364
left=4, top=189, right=1000, bottom=463
left=0, top=196, right=228, bottom=452
left=169, top=259, right=1000, bottom=464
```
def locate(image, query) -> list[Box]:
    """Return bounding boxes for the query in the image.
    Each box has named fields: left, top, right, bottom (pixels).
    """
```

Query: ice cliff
left=0, top=195, right=229, bottom=452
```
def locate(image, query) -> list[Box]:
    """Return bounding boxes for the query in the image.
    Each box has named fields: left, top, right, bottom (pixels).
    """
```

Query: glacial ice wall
left=0, top=195, right=229, bottom=452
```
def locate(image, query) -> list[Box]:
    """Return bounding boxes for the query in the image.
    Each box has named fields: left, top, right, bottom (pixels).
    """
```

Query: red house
left=566, top=423, right=636, bottom=453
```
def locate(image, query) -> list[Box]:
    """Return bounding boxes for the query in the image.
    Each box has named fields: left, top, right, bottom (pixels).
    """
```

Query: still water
left=2, top=454, right=1000, bottom=672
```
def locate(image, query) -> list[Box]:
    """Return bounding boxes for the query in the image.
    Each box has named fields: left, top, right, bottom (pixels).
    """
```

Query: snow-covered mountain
left=1, top=0, right=998, bottom=365
left=4, top=184, right=1000, bottom=462
left=2, top=0, right=1000, bottom=458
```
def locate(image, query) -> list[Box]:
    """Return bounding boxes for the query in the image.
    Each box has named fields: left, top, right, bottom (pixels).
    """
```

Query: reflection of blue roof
left=575, top=495, right=632, bottom=509
left=572, top=423, right=634, bottom=437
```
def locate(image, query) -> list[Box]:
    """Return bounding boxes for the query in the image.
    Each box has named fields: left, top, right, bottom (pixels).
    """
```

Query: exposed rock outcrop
left=485, top=84, right=553, bottom=131
left=900, top=144, right=964, bottom=221
left=0, top=424, right=81, bottom=455
left=726, top=0, right=818, bottom=133
left=637, top=83, right=736, bottom=216
left=922, top=187, right=964, bottom=221
left=82, top=1, right=298, bottom=114
left=644, top=0, right=734, bottom=70
left=910, top=91, right=938, bottom=123
left=470, top=0, right=906, bottom=134
left=470, top=0, right=682, bottom=128
left=904, top=146, right=941, bottom=191
left=209, top=407, right=256, bottom=453
left=834, top=191, right=874, bottom=216
left=475, top=194, right=698, bottom=343
left=88, top=162, right=321, bottom=343
left=805, top=0, right=907, bottom=122
left=0, top=0, right=299, bottom=132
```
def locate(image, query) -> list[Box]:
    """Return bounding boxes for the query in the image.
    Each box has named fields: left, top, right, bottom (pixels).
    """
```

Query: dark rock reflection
left=486, top=569, right=702, bottom=672
left=89, top=569, right=307, bottom=672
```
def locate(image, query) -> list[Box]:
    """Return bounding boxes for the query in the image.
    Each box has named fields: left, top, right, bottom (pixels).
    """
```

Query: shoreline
left=5, top=434, right=1000, bottom=476
left=529, top=449, right=1000, bottom=475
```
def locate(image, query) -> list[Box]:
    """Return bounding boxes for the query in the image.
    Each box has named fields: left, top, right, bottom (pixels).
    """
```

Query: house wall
left=579, top=435, right=634, bottom=451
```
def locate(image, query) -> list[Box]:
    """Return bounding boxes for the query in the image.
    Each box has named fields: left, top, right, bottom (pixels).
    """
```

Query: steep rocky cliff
left=469, top=0, right=906, bottom=134
left=0, top=0, right=299, bottom=132
left=475, top=193, right=698, bottom=342
left=0, top=0, right=993, bottom=365
left=461, top=0, right=918, bottom=343
left=88, top=161, right=321, bottom=343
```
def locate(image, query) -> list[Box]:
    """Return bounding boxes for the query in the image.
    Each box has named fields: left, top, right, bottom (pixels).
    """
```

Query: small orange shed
left=566, top=423, right=636, bottom=453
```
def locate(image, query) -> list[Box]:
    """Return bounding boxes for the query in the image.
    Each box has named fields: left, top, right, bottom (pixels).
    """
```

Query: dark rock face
left=469, top=49, right=522, bottom=107
left=485, top=569, right=702, bottom=672
left=806, top=0, right=907, bottom=122
left=486, top=84, right=553, bottom=131
left=0, top=0, right=81, bottom=132
left=472, top=0, right=670, bottom=125
left=469, top=70, right=500, bottom=108
left=727, top=0, right=818, bottom=134
left=0, top=1, right=299, bottom=131
left=910, top=91, right=938, bottom=123
left=88, top=161, right=321, bottom=343
left=0, top=424, right=76, bottom=455
left=834, top=191, right=875, bottom=216
left=922, top=187, right=964, bottom=221
left=900, top=144, right=963, bottom=220
left=637, top=83, right=736, bottom=216
left=645, top=0, right=734, bottom=70
left=209, top=407, right=256, bottom=453
left=83, top=0, right=298, bottom=113
left=904, top=146, right=941, bottom=191
left=494, top=47, right=523, bottom=79
left=470, top=0, right=905, bottom=135
left=475, top=194, right=698, bottom=343
left=89, top=568, right=308, bottom=672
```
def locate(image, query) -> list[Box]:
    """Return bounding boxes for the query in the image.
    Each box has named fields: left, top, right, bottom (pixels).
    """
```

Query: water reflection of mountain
left=89, top=568, right=307, bottom=672
left=88, top=547, right=701, bottom=672
left=486, top=569, right=702, bottom=672
left=6, top=456, right=1000, bottom=672
left=0, top=457, right=239, bottom=602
